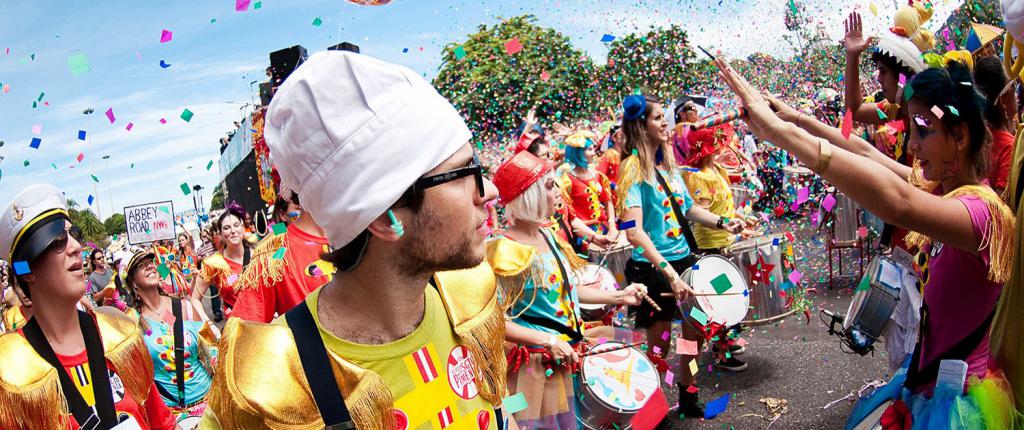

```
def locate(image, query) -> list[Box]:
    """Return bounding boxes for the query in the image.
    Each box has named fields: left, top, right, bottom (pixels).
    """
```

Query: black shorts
left=625, top=254, right=698, bottom=329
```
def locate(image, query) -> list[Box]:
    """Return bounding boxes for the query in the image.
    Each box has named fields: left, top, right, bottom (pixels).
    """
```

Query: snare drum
left=678, top=255, right=750, bottom=327
left=725, top=234, right=790, bottom=323
left=843, top=256, right=913, bottom=355
left=588, top=238, right=633, bottom=283
left=577, top=264, right=619, bottom=322
left=819, top=188, right=860, bottom=242
left=576, top=342, right=661, bottom=429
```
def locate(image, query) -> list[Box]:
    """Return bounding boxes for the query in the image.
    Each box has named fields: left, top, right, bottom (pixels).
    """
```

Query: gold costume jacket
left=204, top=262, right=507, bottom=429
left=0, top=307, right=155, bottom=429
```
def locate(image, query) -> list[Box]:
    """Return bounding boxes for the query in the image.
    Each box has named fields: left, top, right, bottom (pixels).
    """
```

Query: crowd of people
left=1, top=1, right=1023, bottom=429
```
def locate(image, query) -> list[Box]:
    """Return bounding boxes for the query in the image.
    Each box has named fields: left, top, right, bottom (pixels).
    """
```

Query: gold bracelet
left=815, top=139, right=833, bottom=173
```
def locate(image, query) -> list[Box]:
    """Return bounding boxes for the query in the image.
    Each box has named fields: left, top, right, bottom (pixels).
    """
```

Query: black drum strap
left=172, top=298, right=186, bottom=408
left=23, top=311, right=118, bottom=429
left=904, top=308, right=995, bottom=390
left=653, top=169, right=701, bottom=255
left=538, top=229, right=584, bottom=342
left=285, top=301, right=354, bottom=429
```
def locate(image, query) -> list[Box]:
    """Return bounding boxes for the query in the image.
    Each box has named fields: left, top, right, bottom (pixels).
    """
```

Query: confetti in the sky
left=160, top=30, right=173, bottom=43
left=180, top=108, right=194, bottom=122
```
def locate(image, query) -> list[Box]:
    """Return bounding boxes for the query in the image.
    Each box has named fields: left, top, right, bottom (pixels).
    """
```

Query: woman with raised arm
left=716, top=54, right=1021, bottom=428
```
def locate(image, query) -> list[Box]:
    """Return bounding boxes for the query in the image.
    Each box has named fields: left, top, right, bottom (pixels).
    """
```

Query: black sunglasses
left=409, top=153, right=485, bottom=198
left=48, top=225, right=84, bottom=254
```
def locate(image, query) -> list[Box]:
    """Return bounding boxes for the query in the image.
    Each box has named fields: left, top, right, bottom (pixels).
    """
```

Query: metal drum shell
left=576, top=342, right=659, bottom=430
left=724, top=235, right=789, bottom=323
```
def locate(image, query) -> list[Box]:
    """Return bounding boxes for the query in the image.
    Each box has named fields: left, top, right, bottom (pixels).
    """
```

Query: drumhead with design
left=581, top=342, right=660, bottom=411
left=686, top=255, right=750, bottom=326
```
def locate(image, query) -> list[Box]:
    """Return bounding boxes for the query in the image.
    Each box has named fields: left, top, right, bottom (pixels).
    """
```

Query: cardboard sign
left=123, top=201, right=175, bottom=245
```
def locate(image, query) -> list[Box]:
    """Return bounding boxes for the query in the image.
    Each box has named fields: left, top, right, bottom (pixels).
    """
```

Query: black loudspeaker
left=328, top=42, right=361, bottom=53
left=259, top=82, right=273, bottom=106
left=269, top=45, right=308, bottom=86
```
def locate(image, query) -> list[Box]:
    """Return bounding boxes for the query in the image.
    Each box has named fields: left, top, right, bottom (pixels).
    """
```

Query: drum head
left=178, top=416, right=201, bottom=430
left=581, top=342, right=660, bottom=412
left=577, top=265, right=617, bottom=311
left=687, top=255, right=750, bottom=326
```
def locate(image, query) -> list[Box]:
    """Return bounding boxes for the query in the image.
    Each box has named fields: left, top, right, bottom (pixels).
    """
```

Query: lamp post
left=82, top=108, right=101, bottom=220
left=192, top=184, right=205, bottom=228
left=102, top=155, right=113, bottom=217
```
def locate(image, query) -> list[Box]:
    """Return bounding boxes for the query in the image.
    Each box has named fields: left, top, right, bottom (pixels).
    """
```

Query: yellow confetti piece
left=689, top=359, right=698, bottom=376
left=869, top=2, right=878, bottom=16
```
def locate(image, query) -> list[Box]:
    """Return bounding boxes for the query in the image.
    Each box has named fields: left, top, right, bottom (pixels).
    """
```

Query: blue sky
left=0, top=0, right=961, bottom=223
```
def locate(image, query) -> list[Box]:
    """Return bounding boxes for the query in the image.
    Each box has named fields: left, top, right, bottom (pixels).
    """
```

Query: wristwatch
left=716, top=216, right=725, bottom=229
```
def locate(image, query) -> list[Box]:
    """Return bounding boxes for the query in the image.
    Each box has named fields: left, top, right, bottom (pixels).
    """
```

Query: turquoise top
left=143, top=309, right=212, bottom=407
left=623, top=168, right=695, bottom=263
left=504, top=231, right=584, bottom=343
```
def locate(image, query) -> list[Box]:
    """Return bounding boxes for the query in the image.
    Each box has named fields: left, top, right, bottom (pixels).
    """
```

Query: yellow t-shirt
left=266, top=286, right=498, bottom=430
left=683, top=164, right=737, bottom=250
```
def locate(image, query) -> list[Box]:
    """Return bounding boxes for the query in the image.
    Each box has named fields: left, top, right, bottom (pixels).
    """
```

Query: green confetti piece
left=454, top=46, right=467, bottom=60
left=502, top=392, right=529, bottom=414
left=210, top=18, right=217, bottom=23
left=130, top=163, right=135, bottom=169
left=876, top=108, right=887, bottom=120
left=51, top=163, right=57, bottom=170
left=636, top=246, right=644, bottom=254
left=272, top=222, right=287, bottom=235
left=206, top=160, right=214, bottom=170
left=181, top=183, right=191, bottom=195
left=68, top=52, right=91, bottom=76
left=312, top=17, right=322, bottom=27
left=157, top=264, right=170, bottom=279
left=23, top=160, right=30, bottom=167
left=904, top=84, right=914, bottom=101
left=180, top=108, right=194, bottom=122
left=91, top=174, right=99, bottom=182
left=253, top=1, right=261, bottom=9
left=710, top=273, right=733, bottom=294
left=159, top=205, right=171, bottom=214
left=272, top=247, right=287, bottom=260
left=855, top=274, right=871, bottom=292
left=37, top=92, right=45, bottom=102
left=689, top=307, right=709, bottom=325
left=947, top=105, right=959, bottom=116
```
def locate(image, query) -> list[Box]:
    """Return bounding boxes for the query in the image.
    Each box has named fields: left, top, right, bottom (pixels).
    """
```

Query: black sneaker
left=712, top=343, right=746, bottom=356
left=714, top=356, right=748, bottom=372
left=678, top=388, right=706, bottom=419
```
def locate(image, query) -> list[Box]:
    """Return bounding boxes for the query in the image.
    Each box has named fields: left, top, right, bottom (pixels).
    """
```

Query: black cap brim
left=12, top=214, right=67, bottom=264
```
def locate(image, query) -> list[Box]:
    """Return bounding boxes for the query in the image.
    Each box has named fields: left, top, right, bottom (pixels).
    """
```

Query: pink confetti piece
left=125, top=122, right=134, bottom=131
left=235, top=0, right=251, bottom=11
left=664, top=370, right=675, bottom=385
left=105, top=108, right=116, bottom=124
left=159, top=118, right=167, bottom=124
left=504, top=38, right=523, bottom=55
left=76, top=152, right=84, bottom=163
left=841, top=109, right=853, bottom=139
left=540, top=70, right=550, bottom=82
left=930, top=105, right=944, bottom=119
left=822, top=194, right=837, bottom=212
left=858, top=226, right=868, bottom=238
left=796, top=187, right=810, bottom=204
left=661, top=330, right=670, bottom=341
left=788, top=270, right=802, bottom=285
left=160, top=30, right=173, bottom=43
left=676, top=338, right=698, bottom=355
left=31, top=124, right=42, bottom=134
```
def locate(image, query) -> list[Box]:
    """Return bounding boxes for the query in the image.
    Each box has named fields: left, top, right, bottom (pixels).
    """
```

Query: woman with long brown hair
left=616, top=95, right=744, bottom=417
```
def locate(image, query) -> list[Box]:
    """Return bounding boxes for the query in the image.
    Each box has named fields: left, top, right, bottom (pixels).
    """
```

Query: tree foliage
left=434, top=15, right=602, bottom=143
left=602, top=24, right=699, bottom=104
left=210, top=183, right=225, bottom=211
left=66, top=199, right=108, bottom=248
left=103, top=213, right=126, bottom=236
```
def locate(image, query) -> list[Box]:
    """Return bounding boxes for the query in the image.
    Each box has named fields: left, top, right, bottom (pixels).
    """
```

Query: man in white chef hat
left=201, top=51, right=515, bottom=429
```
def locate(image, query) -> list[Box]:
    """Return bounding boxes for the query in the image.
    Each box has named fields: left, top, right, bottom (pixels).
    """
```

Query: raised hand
left=843, top=11, right=875, bottom=55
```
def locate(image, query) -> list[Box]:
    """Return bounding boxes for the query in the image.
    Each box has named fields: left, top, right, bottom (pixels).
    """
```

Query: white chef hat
left=876, top=32, right=926, bottom=75
left=265, top=51, right=470, bottom=248
left=1005, top=0, right=1024, bottom=42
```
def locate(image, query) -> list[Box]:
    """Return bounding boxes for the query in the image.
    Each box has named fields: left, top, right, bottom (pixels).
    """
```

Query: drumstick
left=639, top=291, right=662, bottom=312
left=596, top=230, right=624, bottom=268
left=580, top=341, right=647, bottom=357
left=660, top=291, right=747, bottom=297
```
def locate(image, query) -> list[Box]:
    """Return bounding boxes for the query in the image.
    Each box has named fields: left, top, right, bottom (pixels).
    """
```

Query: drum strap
left=653, top=169, right=701, bottom=255
left=904, top=307, right=996, bottom=390
left=285, top=301, right=355, bottom=429
left=172, top=298, right=186, bottom=408
left=23, top=311, right=118, bottom=430
left=536, top=229, right=585, bottom=343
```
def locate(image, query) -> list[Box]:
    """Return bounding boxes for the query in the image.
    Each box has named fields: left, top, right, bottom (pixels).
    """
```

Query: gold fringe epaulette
left=0, top=307, right=154, bottom=430
left=199, top=253, right=232, bottom=285
left=990, top=125, right=1024, bottom=410
left=205, top=316, right=395, bottom=430
left=908, top=159, right=939, bottom=193
left=234, top=232, right=289, bottom=293
left=905, top=185, right=1016, bottom=284
left=197, top=322, right=219, bottom=377
left=486, top=235, right=585, bottom=318
left=616, top=155, right=645, bottom=217
left=1, top=306, right=26, bottom=333
left=434, top=263, right=508, bottom=405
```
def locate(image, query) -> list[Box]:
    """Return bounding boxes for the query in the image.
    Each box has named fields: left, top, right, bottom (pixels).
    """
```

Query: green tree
left=601, top=25, right=699, bottom=104
left=939, top=0, right=1004, bottom=54
left=66, top=199, right=108, bottom=248
left=434, top=15, right=602, bottom=143
left=210, top=183, right=225, bottom=211
left=103, top=213, right=126, bottom=236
